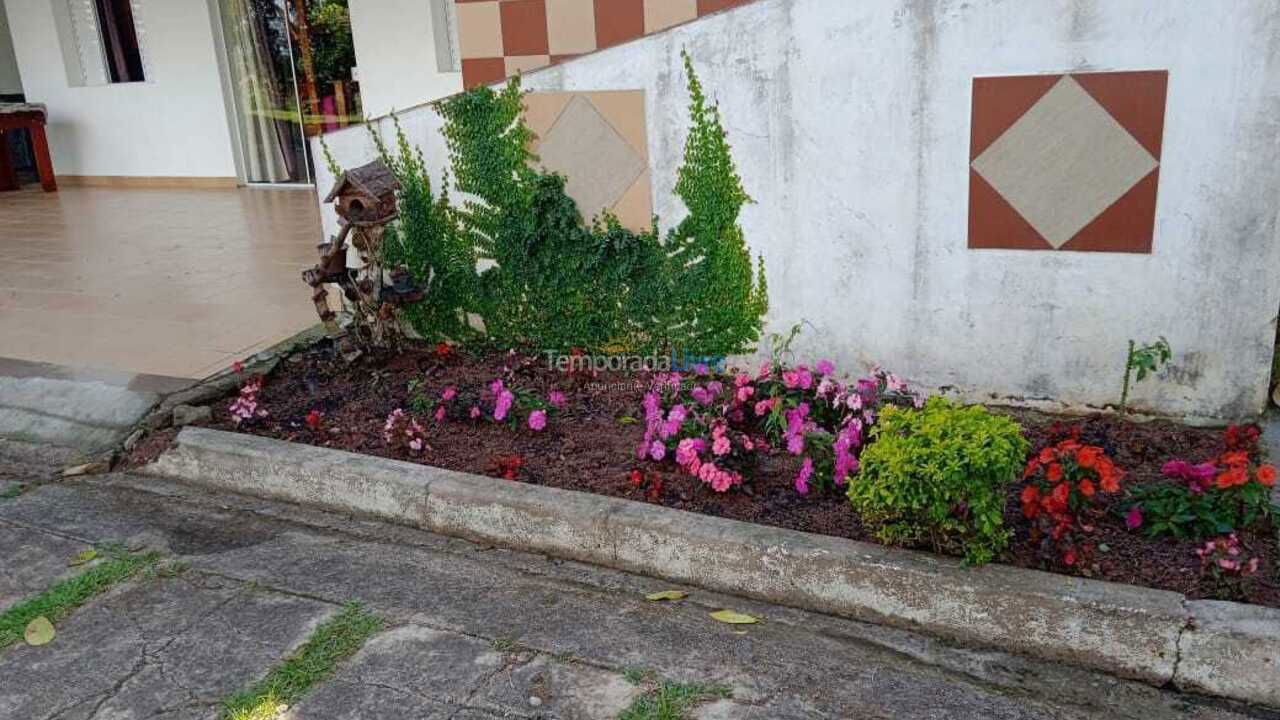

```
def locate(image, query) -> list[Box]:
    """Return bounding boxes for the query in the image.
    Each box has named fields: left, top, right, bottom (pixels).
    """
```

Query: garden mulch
left=124, top=341, right=1279, bottom=608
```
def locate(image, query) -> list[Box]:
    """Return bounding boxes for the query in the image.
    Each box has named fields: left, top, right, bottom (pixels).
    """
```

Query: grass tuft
left=618, top=681, right=731, bottom=720
left=219, top=602, right=382, bottom=720
left=0, top=548, right=159, bottom=649
left=0, top=484, right=24, bottom=500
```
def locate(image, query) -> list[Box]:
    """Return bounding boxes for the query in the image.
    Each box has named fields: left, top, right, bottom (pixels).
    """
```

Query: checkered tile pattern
left=968, top=70, right=1169, bottom=253
left=457, top=0, right=753, bottom=88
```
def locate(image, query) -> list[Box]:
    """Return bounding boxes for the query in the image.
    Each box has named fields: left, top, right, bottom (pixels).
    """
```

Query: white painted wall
left=3, top=0, right=237, bottom=178
left=348, top=0, right=461, bottom=120
left=314, top=0, right=1280, bottom=421
left=0, top=0, right=22, bottom=94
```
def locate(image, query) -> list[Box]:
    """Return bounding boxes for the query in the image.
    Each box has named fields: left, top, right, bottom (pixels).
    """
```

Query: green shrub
left=848, top=398, right=1028, bottom=565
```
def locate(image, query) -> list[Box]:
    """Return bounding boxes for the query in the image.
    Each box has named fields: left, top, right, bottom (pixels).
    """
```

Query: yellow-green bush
left=848, top=398, right=1028, bottom=565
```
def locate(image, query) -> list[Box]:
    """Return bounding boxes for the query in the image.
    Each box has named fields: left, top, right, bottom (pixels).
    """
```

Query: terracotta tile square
left=456, top=1, right=504, bottom=59
left=697, top=0, right=749, bottom=14
left=462, top=57, right=509, bottom=88
left=546, top=0, right=596, bottom=55
left=501, top=0, right=550, bottom=56
left=968, top=70, right=1167, bottom=253
left=593, top=0, right=644, bottom=49
left=644, top=0, right=696, bottom=33
left=505, top=54, right=551, bottom=76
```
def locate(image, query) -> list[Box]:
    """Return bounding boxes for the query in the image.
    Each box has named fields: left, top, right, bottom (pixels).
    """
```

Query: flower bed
left=141, top=340, right=1279, bottom=607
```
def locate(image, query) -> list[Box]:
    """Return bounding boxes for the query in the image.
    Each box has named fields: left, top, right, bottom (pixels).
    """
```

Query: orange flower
left=1257, top=464, right=1276, bottom=488
left=1077, top=446, right=1103, bottom=469
left=1047, top=463, right=1063, bottom=483
left=1038, top=447, right=1056, bottom=464
left=1021, top=485, right=1041, bottom=518
left=1221, top=451, right=1250, bottom=468
left=1215, top=467, right=1248, bottom=490
left=1056, top=440, right=1082, bottom=454
left=1098, top=464, right=1121, bottom=493
left=1078, top=478, right=1096, bottom=497
left=1049, top=481, right=1070, bottom=510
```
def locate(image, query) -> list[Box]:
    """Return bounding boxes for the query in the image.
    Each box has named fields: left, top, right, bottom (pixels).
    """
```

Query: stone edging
left=144, top=427, right=1280, bottom=708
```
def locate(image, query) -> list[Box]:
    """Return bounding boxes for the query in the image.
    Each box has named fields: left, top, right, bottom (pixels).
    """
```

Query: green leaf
left=68, top=550, right=97, bottom=567
left=645, top=590, right=688, bottom=602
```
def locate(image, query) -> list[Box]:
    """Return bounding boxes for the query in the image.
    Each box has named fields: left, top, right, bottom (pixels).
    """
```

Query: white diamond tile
left=971, top=76, right=1158, bottom=248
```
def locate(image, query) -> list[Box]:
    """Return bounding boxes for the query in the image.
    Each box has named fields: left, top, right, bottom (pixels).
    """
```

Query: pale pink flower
left=712, top=435, right=731, bottom=456
left=528, top=410, right=547, bottom=431
left=548, top=391, right=566, bottom=408
left=441, top=386, right=458, bottom=402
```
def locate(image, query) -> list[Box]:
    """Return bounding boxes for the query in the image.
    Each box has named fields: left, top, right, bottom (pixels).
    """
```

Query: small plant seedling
left=1120, top=337, right=1172, bottom=414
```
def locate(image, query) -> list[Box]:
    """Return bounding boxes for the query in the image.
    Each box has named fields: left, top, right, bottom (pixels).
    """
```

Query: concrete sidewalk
left=0, top=446, right=1266, bottom=719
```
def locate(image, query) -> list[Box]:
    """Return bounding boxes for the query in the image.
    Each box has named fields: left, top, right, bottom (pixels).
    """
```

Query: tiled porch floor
left=0, top=185, right=323, bottom=380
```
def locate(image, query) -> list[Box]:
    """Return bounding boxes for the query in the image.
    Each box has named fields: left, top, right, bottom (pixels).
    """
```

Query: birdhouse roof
left=324, top=160, right=400, bottom=203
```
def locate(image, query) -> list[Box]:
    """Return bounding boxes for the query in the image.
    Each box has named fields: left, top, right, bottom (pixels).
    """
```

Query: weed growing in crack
left=219, top=602, right=382, bottom=720
left=0, top=548, right=160, bottom=649
left=618, top=681, right=731, bottom=720
left=490, top=634, right=519, bottom=654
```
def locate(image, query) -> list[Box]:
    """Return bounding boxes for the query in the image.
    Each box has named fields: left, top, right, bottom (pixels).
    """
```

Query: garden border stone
left=144, top=427, right=1280, bottom=708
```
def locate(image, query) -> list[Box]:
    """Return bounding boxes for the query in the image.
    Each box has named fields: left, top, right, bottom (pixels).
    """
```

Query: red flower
left=1021, top=485, right=1041, bottom=518
left=1098, top=463, right=1121, bottom=493
left=1062, top=547, right=1078, bottom=566
left=435, top=342, right=452, bottom=358
left=629, top=469, right=644, bottom=487
left=1023, top=458, right=1041, bottom=478
left=1038, top=447, right=1056, bottom=464
left=1221, top=451, right=1249, bottom=468
left=1258, top=465, right=1276, bottom=488
left=305, top=409, right=324, bottom=431
left=1077, top=446, right=1103, bottom=469
left=1048, top=482, right=1070, bottom=512
left=1046, top=463, right=1063, bottom=483
left=1078, top=478, right=1095, bottom=497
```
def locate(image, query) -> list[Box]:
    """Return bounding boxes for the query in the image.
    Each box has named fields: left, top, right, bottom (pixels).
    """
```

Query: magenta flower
left=441, top=386, right=458, bottom=402
left=816, top=359, right=835, bottom=376
left=649, top=441, right=666, bottom=461
left=1125, top=505, right=1144, bottom=530
left=469, top=406, right=481, bottom=419
left=548, top=391, right=566, bottom=408
left=489, top=378, right=504, bottom=395
left=712, top=435, right=731, bottom=456
left=795, top=457, right=813, bottom=494
left=493, top=390, right=514, bottom=421
left=528, top=410, right=547, bottom=431
left=690, top=386, right=712, bottom=405
left=434, top=406, right=446, bottom=422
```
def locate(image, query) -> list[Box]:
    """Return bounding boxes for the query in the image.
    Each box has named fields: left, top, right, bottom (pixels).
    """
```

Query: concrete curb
left=145, top=428, right=1280, bottom=707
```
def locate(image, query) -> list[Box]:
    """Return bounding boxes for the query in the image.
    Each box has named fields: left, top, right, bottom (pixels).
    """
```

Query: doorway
left=217, top=0, right=362, bottom=184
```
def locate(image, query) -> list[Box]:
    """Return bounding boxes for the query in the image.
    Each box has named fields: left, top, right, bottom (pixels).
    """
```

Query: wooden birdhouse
left=324, top=160, right=400, bottom=226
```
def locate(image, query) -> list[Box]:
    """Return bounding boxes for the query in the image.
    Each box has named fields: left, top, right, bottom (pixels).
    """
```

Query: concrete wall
left=0, top=0, right=21, bottom=94
left=348, top=0, right=461, bottom=119
left=314, top=0, right=1280, bottom=421
left=4, top=0, right=238, bottom=178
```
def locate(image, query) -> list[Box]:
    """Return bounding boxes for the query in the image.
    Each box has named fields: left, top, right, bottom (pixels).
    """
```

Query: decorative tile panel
left=522, top=90, right=652, bottom=232
left=968, top=70, right=1168, bottom=253
left=458, top=0, right=755, bottom=88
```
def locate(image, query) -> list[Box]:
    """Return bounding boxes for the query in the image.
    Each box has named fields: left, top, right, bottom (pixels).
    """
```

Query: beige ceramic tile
left=644, top=0, right=697, bottom=33
left=610, top=169, right=654, bottom=232
left=523, top=93, right=574, bottom=146
left=546, top=0, right=597, bottom=55
left=587, top=90, right=648, bottom=160
left=536, top=96, right=645, bottom=222
left=456, top=1, right=505, bottom=59
left=0, top=185, right=321, bottom=378
left=505, top=54, right=552, bottom=76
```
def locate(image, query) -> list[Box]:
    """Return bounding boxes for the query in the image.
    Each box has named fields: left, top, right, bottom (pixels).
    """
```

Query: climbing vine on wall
left=378, top=51, right=768, bottom=355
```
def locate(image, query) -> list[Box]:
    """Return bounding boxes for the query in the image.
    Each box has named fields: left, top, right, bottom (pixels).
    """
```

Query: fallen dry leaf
left=68, top=549, right=97, bottom=567
left=25, top=617, right=55, bottom=646
left=645, top=590, right=688, bottom=602
left=710, top=610, right=759, bottom=624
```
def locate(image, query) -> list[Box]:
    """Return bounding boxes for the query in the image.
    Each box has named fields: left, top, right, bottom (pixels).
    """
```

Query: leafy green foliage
left=372, top=117, right=479, bottom=342
left=0, top=548, right=159, bottom=649
left=1119, top=336, right=1171, bottom=413
left=220, top=602, right=382, bottom=719
left=659, top=50, right=768, bottom=356
left=383, top=52, right=768, bottom=355
left=849, top=399, right=1029, bottom=565
left=1127, top=481, right=1273, bottom=540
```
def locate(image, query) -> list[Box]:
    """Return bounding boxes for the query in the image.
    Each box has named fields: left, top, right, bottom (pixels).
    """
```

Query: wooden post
left=0, top=131, right=17, bottom=192
left=29, top=122, right=57, bottom=192
left=334, top=80, right=348, bottom=128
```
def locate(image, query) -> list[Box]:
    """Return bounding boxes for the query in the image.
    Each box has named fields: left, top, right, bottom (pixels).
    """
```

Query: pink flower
left=667, top=404, right=688, bottom=424
left=493, top=390, right=515, bottom=421
left=846, top=393, right=863, bottom=411
left=528, top=410, right=547, bottom=431
left=712, top=435, right=731, bottom=456
left=469, top=406, right=481, bottom=419
left=441, top=386, right=457, bottom=402
left=816, top=359, right=835, bottom=376
left=649, top=441, right=667, bottom=462
left=434, top=406, right=446, bottom=422
left=736, top=385, right=755, bottom=402
left=734, top=373, right=752, bottom=387
left=548, top=391, right=566, bottom=408
left=675, top=438, right=704, bottom=466
left=489, top=378, right=505, bottom=395
left=754, top=397, right=777, bottom=416
left=787, top=434, right=805, bottom=455
left=886, top=374, right=907, bottom=392
left=795, top=457, right=813, bottom=494
left=783, top=370, right=801, bottom=389
left=757, top=361, right=772, bottom=379
left=1125, top=505, right=1144, bottom=530
left=409, top=438, right=424, bottom=452
left=690, top=386, right=712, bottom=404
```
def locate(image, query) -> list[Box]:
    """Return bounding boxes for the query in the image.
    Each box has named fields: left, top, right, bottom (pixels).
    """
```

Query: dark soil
left=136, top=341, right=1279, bottom=607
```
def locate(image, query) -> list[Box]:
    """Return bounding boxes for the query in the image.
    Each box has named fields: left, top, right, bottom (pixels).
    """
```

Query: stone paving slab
left=474, top=653, right=645, bottom=719
left=0, top=376, right=158, bottom=453
left=0, top=572, right=335, bottom=720
left=0, top=522, right=90, bottom=608
left=0, top=477, right=1267, bottom=719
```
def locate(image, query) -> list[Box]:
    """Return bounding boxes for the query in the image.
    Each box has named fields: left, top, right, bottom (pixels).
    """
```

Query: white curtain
left=220, top=0, right=293, bottom=183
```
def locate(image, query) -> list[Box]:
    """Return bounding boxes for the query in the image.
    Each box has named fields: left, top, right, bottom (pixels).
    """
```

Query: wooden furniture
left=0, top=103, right=56, bottom=192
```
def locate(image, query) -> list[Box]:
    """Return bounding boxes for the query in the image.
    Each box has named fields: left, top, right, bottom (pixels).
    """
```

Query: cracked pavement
left=0, top=444, right=1272, bottom=719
